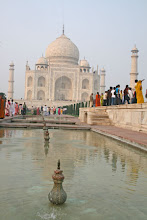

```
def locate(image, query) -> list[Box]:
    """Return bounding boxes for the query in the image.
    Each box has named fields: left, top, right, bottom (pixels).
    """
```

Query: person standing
left=43, top=105, right=47, bottom=116
left=48, top=107, right=51, bottom=115
left=103, top=91, right=107, bottom=106
left=15, top=102, right=19, bottom=115
left=0, top=95, right=5, bottom=119
left=111, top=87, right=116, bottom=105
left=23, top=102, right=27, bottom=115
left=53, top=107, right=55, bottom=115
left=128, top=88, right=133, bottom=104
left=56, top=107, right=58, bottom=115
left=37, top=107, right=40, bottom=115
left=10, top=99, right=15, bottom=116
left=107, top=87, right=112, bottom=106
left=90, top=93, right=93, bottom=107
left=135, top=80, right=144, bottom=104
left=58, top=107, right=61, bottom=115
left=100, top=93, right=103, bottom=106
left=5, top=99, right=10, bottom=116
left=19, top=104, right=23, bottom=115
left=120, top=90, right=123, bottom=104
left=95, top=92, right=100, bottom=107
left=124, top=85, right=130, bottom=104
left=61, top=108, right=63, bottom=114
left=115, top=85, right=120, bottom=105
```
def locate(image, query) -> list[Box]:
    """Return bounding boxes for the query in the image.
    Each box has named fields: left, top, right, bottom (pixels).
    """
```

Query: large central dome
left=45, top=34, right=79, bottom=65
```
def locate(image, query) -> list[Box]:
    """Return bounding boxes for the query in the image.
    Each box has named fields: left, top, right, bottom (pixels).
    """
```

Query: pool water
left=0, top=129, right=147, bottom=220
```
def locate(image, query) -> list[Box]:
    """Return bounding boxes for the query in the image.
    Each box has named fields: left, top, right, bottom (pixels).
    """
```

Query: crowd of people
left=0, top=79, right=146, bottom=119
left=0, top=97, right=67, bottom=119
left=90, top=80, right=145, bottom=107
left=33, top=105, right=66, bottom=116
left=3, top=99, right=27, bottom=117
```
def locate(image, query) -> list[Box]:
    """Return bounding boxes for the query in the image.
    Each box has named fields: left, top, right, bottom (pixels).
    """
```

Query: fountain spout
left=48, top=160, right=67, bottom=205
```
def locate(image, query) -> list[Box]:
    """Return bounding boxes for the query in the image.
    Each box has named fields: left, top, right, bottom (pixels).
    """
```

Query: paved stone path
left=91, top=125, right=147, bottom=149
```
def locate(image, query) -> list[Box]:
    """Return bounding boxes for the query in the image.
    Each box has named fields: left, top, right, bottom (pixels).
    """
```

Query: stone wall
left=79, top=103, right=147, bottom=133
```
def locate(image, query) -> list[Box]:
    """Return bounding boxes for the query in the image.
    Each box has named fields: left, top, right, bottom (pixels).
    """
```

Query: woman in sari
left=37, top=107, right=40, bottom=115
left=100, top=93, right=103, bottom=106
left=15, top=102, right=19, bottom=115
left=135, top=80, right=144, bottom=104
left=5, top=100, right=10, bottom=116
left=95, top=92, right=101, bottom=107
left=0, top=95, right=5, bottom=119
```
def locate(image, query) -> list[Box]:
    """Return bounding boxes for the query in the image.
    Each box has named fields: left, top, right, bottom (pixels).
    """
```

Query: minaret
left=130, top=45, right=139, bottom=89
left=100, top=68, right=106, bottom=94
left=8, top=61, right=14, bottom=100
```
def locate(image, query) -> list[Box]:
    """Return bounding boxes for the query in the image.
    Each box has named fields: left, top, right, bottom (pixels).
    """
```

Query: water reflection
left=0, top=128, right=147, bottom=220
left=0, top=129, right=4, bottom=144
left=120, top=157, right=126, bottom=172
left=44, top=141, right=49, bottom=156
left=112, top=153, right=117, bottom=172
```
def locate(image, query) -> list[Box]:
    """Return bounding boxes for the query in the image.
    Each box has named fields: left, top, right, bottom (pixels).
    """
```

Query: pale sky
left=0, top=0, right=147, bottom=99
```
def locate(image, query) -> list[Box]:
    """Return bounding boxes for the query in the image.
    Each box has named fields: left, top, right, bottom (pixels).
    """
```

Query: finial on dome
left=63, top=24, right=64, bottom=35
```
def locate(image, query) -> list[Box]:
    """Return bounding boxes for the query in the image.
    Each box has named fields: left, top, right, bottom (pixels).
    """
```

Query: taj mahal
left=8, top=29, right=106, bottom=107
left=8, top=29, right=139, bottom=108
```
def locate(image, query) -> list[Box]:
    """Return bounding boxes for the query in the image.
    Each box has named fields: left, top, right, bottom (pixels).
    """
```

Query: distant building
left=8, top=30, right=106, bottom=107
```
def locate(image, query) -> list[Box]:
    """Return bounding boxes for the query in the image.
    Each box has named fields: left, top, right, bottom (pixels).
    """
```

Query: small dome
left=10, top=61, right=14, bottom=66
left=80, top=59, right=89, bottom=67
left=45, top=34, right=79, bottom=64
left=36, top=56, right=48, bottom=65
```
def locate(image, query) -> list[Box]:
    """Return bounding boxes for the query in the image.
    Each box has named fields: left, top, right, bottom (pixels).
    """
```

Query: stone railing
left=79, top=103, right=147, bottom=133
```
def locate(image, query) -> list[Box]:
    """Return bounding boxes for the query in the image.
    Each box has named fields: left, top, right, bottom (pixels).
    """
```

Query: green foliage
left=33, top=109, right=37, bottom=115
left=0, top=93, right=6, bottom=99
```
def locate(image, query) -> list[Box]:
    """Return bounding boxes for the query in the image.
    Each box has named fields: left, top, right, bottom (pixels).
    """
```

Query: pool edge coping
left=91, top=128, right=147, bottom=153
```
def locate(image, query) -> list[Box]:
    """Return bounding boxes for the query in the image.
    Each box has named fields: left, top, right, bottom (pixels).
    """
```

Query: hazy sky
left=0, top=0, right=147, bottom=99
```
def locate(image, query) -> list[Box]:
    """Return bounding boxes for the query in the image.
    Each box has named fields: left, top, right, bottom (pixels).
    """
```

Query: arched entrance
left=82, top=79, right=89, bottom=89
left=55, top=76, right=72, bottom=101
left=37, top=90, right=45, bottom=100
left=38, top=76, right=45, bottom=87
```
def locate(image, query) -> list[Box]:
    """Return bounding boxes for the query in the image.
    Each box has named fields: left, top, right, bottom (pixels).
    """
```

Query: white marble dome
left=45, top=34, right=79, bottom=64
left=36, top=56, right=48, bottom=65
left=80, top=59, right=89, bottom=67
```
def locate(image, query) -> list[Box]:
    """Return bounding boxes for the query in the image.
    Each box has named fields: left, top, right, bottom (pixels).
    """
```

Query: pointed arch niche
left=81, top=92, right=89, bottom=102
left=82, top=79, right=89, bottom=89
left=38, top=76, right=45, bottom=87
left=37, top=90, right=45, bottom=100
left=27, top=76, right=33, bottom=87
left=55, top=76, right=72, bottom=101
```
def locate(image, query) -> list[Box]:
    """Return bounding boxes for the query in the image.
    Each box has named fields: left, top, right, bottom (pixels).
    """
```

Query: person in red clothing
left=0, top=95, right=5, bottom=119
left=37, top=107, right=40, bottom=115
left=95, top=92, right=101, bottom=107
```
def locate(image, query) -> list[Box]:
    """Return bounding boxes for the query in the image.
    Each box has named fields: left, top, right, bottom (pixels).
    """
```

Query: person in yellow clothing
left=135, top=80, right=144, bottom=104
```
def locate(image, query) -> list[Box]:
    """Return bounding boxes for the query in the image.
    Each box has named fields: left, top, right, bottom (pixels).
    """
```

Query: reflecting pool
left=0, top=129, right=147, bottom=220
